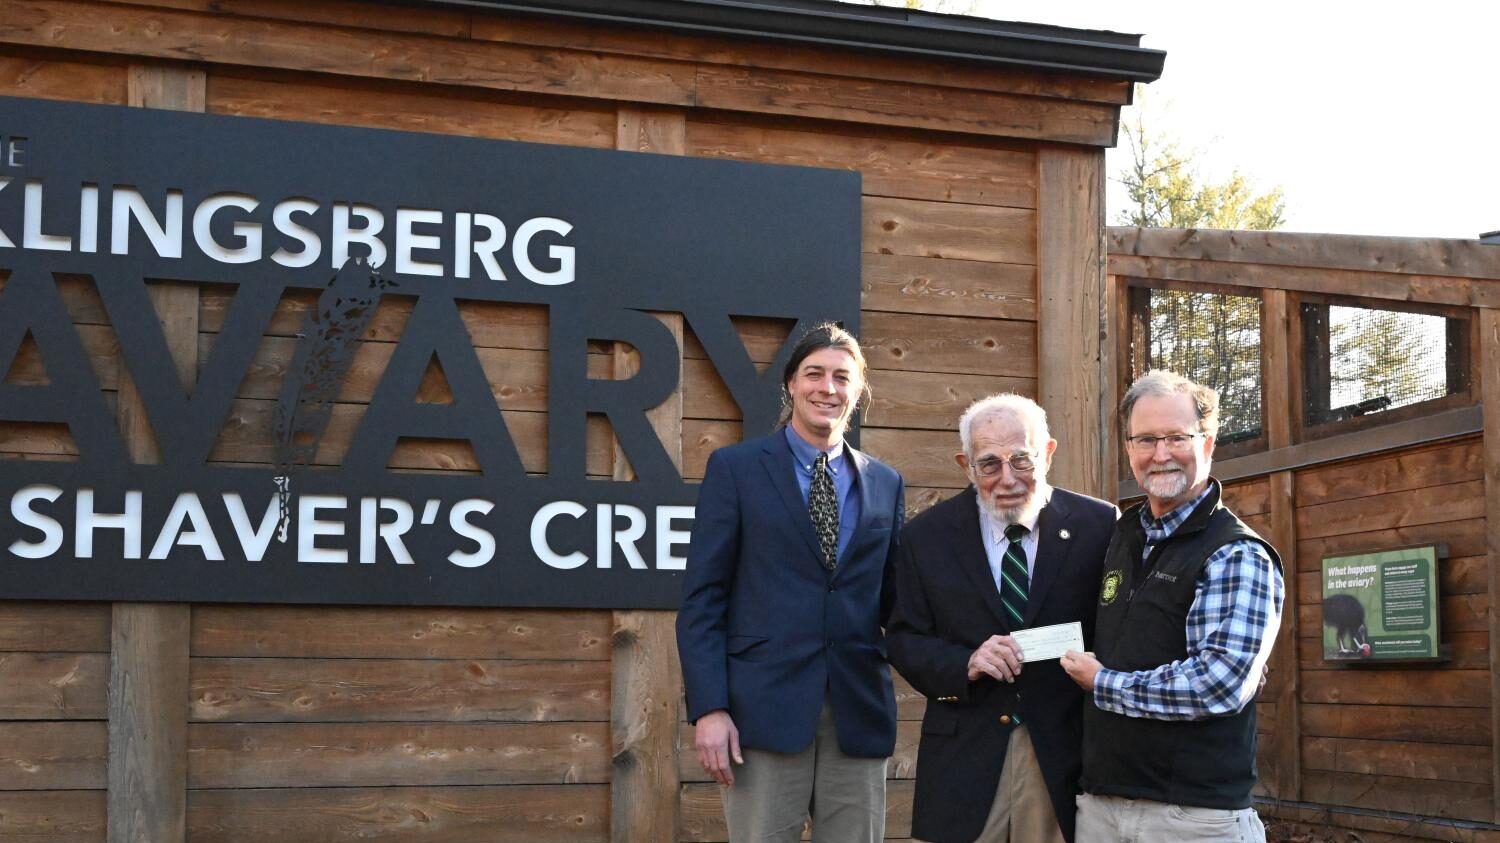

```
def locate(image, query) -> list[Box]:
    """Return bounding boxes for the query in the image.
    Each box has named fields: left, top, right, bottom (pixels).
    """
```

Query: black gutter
left=391, top=0, right=1166, bottom=83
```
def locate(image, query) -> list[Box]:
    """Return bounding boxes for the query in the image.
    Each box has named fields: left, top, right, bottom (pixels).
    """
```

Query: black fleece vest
left=1081, top=481, right=1281, bottom=809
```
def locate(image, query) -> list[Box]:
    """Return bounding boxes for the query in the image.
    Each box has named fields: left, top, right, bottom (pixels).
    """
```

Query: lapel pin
left=1058, top=529, right=1072, bottom=540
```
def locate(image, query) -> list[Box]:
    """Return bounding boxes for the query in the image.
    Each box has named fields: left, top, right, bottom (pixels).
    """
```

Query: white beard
left=979, top=480, right=1049, bottom=529
left=1141, top=462, right=1190, bottom=500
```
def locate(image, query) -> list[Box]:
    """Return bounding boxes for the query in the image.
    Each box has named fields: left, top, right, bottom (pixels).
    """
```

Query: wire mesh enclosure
left=1301, top=302, right=1470, bottom=425
left=1128, top=287, right=1263, bottom=445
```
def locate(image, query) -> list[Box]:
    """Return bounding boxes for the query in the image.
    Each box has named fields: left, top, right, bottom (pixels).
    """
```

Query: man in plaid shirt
left=1061, top=371, right=1283, bottom=843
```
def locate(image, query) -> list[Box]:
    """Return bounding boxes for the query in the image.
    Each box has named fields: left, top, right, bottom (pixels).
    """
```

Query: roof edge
left=395, top=0, right=1166, bottom=83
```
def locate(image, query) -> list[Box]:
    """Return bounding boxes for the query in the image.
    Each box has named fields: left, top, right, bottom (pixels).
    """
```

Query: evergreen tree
left=1117, top=104, right=1286, bottom=231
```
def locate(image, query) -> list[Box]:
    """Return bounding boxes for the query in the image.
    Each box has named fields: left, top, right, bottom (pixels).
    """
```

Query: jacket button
left=999, top=715, right=1012, bottom=725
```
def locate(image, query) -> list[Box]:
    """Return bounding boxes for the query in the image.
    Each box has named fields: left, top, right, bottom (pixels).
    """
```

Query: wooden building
left=0, top=1, right=1161, bottom=841
left=6, top=3, right=1500, bottom=843
left=1108, top=227, right=1500, bottom=843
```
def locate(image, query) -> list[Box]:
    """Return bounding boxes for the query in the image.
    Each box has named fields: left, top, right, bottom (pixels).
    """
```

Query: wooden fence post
left=1479, top=307, right=1500, bottom=823
left=1037, top=147, right=1106, bottom=499
left=610, top=106, right=687, bottom=842
left=1261, top=289, right=1300, bottom=801
left=1100, top=273, right=1126, bottom=497
left=109, top=63, right=203, bottom=843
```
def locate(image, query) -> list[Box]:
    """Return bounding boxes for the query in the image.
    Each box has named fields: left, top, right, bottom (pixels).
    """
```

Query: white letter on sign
left=9, top=484, right=64, bottom=559
left=531, top=500, right=587, bottom=569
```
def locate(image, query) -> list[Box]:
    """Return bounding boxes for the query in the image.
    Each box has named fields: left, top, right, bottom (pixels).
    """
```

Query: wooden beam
left=471, top=14, right=1134, bottom=107
left=1262, top=291, right=1293, bottom=450
left=0, top=1, right=1126, bottom=146
left=1480, top=308, right=1500, bottom=824
left=1, top=0, right=696, bottom=107
left=610, top=106, right=685, bottom=843
left=1107, top=254, right=1500, bottom=310
left=1037, top=147, right=1106, bottom=497
left=1099, top=274, right=1126, bottom=500
left=1261, top=289, right=1299, bottom=800
left=109, top=63, right=203, bottom=843
left=1108, top=226, right=1500, bottom=284
left=694, top=64, right=1120, bottom=146
left=107, top=605, right=191, bottom=843
left=617, top=106, right=687, bottom=157
left=127, top=64, right=205, bottom=112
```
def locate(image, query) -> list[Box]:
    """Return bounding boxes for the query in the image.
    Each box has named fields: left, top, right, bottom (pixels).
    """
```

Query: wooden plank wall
left=1292, top=439, right=1493, bottom=829
left=0, top=1, right=1127, bottom=841
left=684, top=112, right=1047, bottom=515
left=1107, top=227, right=1500, bottom=843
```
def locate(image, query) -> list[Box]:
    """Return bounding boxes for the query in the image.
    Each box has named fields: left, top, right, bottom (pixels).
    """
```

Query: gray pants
left=722, top=702, right=888, bottom=843
left=1076, top=793, right=1266, bottom=843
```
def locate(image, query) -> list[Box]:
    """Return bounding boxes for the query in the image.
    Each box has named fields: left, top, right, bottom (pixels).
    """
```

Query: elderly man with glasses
left=1062, top=370, right=1284, bottom=843
left=887, top=393, right=1117, bottom=843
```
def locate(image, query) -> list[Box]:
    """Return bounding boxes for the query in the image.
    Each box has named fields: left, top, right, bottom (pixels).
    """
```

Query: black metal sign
left=0, top=96, right=860, bottom=609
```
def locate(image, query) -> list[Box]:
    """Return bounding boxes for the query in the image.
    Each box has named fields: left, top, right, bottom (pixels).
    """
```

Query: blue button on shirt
left=784, top=426, right=861, bottom=561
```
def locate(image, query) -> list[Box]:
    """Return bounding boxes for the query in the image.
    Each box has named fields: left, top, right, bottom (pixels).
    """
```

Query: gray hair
left=1120, top=370, right=1220, bottom=437
left=958, top=393, right=1050, bottom=458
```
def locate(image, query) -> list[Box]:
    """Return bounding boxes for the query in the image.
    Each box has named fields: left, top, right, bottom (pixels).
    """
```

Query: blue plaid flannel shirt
left=1093, top=485, right=1284, bottom=720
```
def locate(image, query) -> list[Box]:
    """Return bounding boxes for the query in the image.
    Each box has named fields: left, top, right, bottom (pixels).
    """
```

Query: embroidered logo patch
left=1100, top=570, right=1123, bottom=605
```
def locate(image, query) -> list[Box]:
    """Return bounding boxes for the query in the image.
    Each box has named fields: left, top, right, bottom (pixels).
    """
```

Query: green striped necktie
left=1000, top=523, right=1030, bottom=626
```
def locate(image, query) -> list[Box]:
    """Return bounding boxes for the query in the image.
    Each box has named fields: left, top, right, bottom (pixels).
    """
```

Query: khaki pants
left=916, top=725, right=1064, bottom=843
left=1076, top=793, right=1266, bottom=843
left=722, top=702, right=888, bottom=843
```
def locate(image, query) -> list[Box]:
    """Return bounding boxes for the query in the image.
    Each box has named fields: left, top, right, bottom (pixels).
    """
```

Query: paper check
left=1011, top=621, right=1085, bottom=663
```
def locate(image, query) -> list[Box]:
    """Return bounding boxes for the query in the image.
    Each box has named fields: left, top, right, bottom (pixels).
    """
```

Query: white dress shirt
left=975, top=491, right=1050, bottom=591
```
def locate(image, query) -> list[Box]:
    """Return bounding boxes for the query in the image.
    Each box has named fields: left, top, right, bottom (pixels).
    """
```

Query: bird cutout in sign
left=271, top=257, right=397, bottom=542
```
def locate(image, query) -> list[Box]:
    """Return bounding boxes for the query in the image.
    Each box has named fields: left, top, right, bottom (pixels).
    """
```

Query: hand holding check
left=968, top=634, right=1024, bottom=682
left=1060, top=648, right=1103, bottom=691
left=968, top=622, right=1087, bottom=682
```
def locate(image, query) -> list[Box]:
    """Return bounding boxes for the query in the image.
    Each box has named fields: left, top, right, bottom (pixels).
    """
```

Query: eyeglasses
left=1125, top=432, right=1205, bottom=454
left=971, top=452, right=1036, bottom=476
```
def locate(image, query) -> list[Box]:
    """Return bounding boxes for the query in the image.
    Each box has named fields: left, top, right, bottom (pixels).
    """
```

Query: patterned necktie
left=809, top=452, right=839, bottom=571
left=1000, top=523, right=1030, bottom=625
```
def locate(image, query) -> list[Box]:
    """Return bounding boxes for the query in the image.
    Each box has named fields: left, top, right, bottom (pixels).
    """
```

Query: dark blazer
left=676, top=431, right=906, bottom=758
left=887, top=486, right=1117, bottom=843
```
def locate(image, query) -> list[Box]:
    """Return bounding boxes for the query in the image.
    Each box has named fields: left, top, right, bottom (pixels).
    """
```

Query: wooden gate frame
left=1105, top=226, right=1500, bottom=834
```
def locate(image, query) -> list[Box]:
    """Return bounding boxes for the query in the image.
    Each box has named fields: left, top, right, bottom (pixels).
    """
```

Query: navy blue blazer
left=676, top=431, right=906, bottom=758
left=887, top=486, right=1117, bottom=843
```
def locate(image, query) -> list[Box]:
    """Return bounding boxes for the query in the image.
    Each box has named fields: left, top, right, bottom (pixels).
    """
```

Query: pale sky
left=845, top=1, right=1499, bottom=240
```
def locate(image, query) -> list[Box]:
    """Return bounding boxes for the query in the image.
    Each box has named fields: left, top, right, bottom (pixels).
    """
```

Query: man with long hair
left=678, top=322, right=906, bottom=842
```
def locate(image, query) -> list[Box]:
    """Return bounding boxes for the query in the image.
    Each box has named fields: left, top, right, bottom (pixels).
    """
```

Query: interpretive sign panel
left=1320, top=546, right=1441, bottom=661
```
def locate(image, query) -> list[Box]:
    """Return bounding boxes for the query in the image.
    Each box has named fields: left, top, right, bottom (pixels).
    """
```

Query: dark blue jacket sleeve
left=675, top=449, right=741, bottom=723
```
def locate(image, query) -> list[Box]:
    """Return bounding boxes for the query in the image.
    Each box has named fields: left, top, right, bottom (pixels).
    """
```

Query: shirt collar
left=1141, top=483, right=1213, bottom=542
left=784, top=425, right=846, bottom=475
